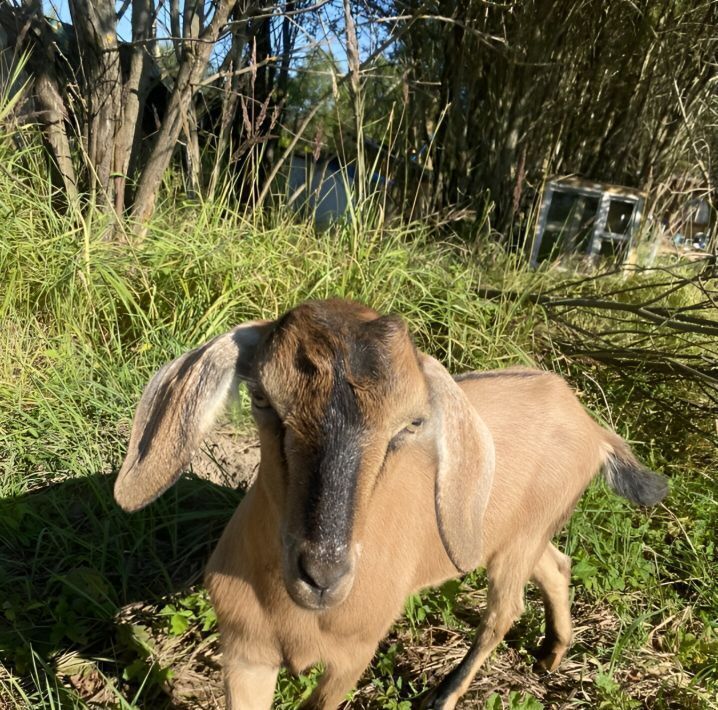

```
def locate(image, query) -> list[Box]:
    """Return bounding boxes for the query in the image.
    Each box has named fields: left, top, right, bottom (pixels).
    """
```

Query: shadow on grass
left=0, top=472, right=242, bottom=706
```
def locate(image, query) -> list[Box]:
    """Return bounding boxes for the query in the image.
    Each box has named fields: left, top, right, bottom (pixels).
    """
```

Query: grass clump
left=1, top=138, right=717, bottom=708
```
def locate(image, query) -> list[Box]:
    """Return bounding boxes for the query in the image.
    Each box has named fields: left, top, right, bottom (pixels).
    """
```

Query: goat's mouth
left=282, top=540, right=357, bottom=611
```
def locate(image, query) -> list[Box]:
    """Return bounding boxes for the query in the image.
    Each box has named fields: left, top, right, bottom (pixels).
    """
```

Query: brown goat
left=114, top=299, right=667, bottom=709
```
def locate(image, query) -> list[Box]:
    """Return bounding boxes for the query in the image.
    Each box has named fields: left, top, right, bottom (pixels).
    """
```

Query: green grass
left=1, top=135, right=717, bottom=708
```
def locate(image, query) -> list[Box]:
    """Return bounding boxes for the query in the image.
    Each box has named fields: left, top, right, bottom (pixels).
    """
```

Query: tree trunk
left=2, top=2, right=78, bottom=203
left=68, top=0, right=124, bottom=210
left=184, top=100, right=202, bottom=198
left=343, top=0, right=364, bottom=201
left=34, top=72, right=78, bottom=204
left=132, top=0, right=239, bottom=226
left=113, top=0, right=154, bottom=215
left=208, top=17, right=246, bottom=198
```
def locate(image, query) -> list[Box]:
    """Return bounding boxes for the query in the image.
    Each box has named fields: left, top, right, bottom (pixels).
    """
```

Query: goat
left=114, top=299, right=668, bottom=709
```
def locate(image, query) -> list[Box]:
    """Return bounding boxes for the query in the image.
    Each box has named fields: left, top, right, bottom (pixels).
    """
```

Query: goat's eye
left=404, top=418, right=424, bottom=434
left=251, top=391, right=271, bottom=409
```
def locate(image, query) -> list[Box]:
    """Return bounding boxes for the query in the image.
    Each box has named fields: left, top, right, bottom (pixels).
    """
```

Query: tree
left=1, top=0, right=241, bottom=227
left=377, top=0, right=717, bottom=232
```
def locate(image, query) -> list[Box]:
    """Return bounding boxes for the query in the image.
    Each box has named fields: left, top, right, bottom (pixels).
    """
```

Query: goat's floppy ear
left=114, top=321, right=271, bottom=512
left=423, top=356, right=496, bottom=573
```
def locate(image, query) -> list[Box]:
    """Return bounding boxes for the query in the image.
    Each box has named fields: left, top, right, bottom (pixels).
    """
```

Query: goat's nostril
left=297, top=552, right=323, bottom=591
left=297, top=552, right=349, bottom=593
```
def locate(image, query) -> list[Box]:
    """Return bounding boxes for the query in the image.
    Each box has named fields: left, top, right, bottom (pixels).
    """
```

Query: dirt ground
left=190, top=428, right=261, bottom=489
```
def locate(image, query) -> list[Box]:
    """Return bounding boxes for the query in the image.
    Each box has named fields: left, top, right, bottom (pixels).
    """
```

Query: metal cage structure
left=530, top=177, right=645, bottom=267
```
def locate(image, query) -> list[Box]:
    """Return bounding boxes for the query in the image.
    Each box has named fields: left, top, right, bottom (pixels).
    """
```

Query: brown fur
left=115, top=300, right=667, bottom=710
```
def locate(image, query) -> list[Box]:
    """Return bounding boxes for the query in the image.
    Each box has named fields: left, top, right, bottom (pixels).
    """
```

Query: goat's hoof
left=532, top=647, right=564, bottom=674
left=420, top=686, right=459, bottom=710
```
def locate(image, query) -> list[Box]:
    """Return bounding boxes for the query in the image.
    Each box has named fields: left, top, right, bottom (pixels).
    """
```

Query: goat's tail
left=603, top=435, right=668, bottom=506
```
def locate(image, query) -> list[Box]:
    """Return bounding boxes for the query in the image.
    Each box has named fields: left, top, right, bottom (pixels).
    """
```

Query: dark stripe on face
left=303, top=354, right=364, bottom=549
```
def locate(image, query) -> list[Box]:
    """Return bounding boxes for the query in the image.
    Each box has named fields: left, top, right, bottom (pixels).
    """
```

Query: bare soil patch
left=190, top=428, right=260, bottom=489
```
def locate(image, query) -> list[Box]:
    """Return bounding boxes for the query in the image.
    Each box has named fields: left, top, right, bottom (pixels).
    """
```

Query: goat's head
left=114, top=299, right=495, bottom=610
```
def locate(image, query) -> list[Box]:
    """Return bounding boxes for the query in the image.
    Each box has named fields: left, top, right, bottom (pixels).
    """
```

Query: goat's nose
left=297, top=552, right=351, bottom=593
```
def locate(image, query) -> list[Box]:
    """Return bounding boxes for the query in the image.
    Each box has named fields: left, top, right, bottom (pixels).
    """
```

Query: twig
left=255, top=2, right=430, bottom=208
left=477, top=288, right=718, bottom=337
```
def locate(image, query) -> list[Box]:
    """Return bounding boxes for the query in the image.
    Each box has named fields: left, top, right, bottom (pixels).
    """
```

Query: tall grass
left=1, top=129, right=716, bottom=708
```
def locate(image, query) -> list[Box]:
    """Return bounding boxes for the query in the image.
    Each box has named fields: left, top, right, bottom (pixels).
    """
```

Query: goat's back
left=456, top=368, right=610, bottom=566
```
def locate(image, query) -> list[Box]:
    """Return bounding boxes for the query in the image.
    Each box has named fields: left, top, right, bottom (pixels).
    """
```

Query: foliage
left=0, top=129, right=716, bottom=709
left=380, top=0, right=718, bottom=233
left=484, top=691, right=544, bottom=710
left=0, top=1, right=713, bottom=236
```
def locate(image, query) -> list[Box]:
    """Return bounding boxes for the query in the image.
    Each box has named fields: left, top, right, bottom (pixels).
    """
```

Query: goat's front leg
left=299, top=647, right=376, bottom=710
left=422, top=558, right=529, bottom=710
left=223, top=656, right=279, bottom=710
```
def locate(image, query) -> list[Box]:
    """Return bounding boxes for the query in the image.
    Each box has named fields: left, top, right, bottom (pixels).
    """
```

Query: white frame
left=531, top=180, right=644, bottom=266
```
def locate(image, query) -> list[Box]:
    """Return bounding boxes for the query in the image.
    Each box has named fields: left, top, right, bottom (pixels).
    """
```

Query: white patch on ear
left=198, top=369, right=239, bottom=436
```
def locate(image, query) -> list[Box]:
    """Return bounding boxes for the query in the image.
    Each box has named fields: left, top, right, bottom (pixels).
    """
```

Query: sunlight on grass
left=1, top=136, right=716, bottom=709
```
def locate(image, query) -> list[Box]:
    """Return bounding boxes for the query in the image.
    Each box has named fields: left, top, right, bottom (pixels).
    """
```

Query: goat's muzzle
left=283, top=539, right=357, bottom=610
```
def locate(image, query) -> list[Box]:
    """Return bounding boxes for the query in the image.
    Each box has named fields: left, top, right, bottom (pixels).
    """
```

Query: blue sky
left=41, top=1, right=383, bottom=70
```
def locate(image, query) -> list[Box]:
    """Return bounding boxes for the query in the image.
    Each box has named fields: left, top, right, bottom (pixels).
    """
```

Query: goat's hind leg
left=531, top=542, right=572, bottom=673
left=422, top=556, right=530, bottom=710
